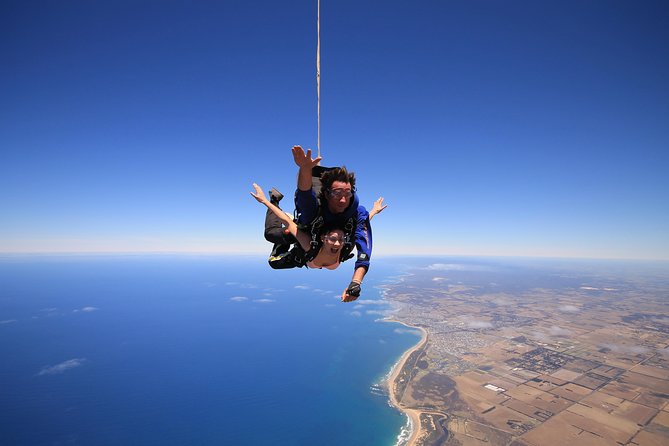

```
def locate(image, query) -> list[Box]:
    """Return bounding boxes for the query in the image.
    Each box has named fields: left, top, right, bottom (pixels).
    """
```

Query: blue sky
left=1, top=0, right=668, bottom=259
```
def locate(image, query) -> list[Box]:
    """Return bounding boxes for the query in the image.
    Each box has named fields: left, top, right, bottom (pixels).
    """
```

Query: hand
left=372, top=197, right=388, bottom=216
left=292, top=145, right=322, bottom=169
left=250, top=183, right=268, bottom=204
left=341, top=281, right=361, bottom=302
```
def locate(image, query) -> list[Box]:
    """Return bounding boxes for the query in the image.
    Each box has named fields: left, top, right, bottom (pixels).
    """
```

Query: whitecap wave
left=393, top=413, right=413, bottom=446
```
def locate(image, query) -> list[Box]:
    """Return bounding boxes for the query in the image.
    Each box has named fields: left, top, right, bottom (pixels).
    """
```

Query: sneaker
left=270, top=242, right=290, bottom=257
left=269, top=188, right=284, bottom=205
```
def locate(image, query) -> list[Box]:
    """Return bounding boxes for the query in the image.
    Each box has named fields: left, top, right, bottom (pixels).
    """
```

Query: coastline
left=385, top=319, right=428, bottom=446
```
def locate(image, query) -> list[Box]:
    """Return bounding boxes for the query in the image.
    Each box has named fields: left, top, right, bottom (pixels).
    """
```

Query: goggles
left=323, top=235, right=343, bottom=244
left=329, top=188, right=353, bottom=199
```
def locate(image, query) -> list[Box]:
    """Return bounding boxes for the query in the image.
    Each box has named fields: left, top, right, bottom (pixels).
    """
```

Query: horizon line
left=0, top=250, right=667, bottom=263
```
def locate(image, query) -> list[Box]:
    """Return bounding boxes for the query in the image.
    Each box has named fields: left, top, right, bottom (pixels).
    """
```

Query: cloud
left=427, top=263, right=464, bottom=271
left=559, top=305, right=580, bottom=313
left=426, top=263, right=491, bottom=272
left=230, top=296, right=248, bottom=302
left=394, top=328, right=423, bottom=336
left=80, top=306, right=99, bottom=313
left=254, top=299, right=275, bottom=304
left=0, top=319, right=17, bottom=325
left=38, top=308, right=60, bottom=318
left=467, top=320, right=493, bottom=329
left=366, top=310, right=390, bottom=316
left=549, top=326, right=571, bottom=337
left=224, top=282, right=257, bottom=289
left=491, top=297, right=512, bottom=305
left=432, top=277, right=447, bottom=282
left=37, top=358, right=87, bottom=376
left=350, top=311, right=362, bottom=317
left=355, top=300, right=388, bottom=306
left=600, top=343, right=648, bottom=355
left=294, top=285, right=310, bottom=290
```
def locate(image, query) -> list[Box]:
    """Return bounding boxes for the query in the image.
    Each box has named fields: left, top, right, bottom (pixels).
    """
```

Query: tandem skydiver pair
left=250, top=146, right=386, bottom=302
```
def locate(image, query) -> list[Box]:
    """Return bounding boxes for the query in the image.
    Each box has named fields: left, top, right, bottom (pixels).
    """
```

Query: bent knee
left=264, top=228, right=283, bottom=243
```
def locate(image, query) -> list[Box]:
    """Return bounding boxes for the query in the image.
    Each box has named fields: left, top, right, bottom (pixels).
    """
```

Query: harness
left=290, top=208, right=357, bottom=267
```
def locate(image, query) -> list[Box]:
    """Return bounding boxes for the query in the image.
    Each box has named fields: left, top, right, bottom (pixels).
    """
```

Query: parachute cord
left=316, top=0, right=321, bottom=159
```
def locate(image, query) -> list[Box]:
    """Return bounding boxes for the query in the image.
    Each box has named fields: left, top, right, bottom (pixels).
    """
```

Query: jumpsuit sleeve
left=353, top=206, right=372, bottom=271
left=294, top=188, right=319, bottom=226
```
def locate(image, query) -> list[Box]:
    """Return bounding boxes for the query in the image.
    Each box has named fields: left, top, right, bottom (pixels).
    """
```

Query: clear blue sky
left=1, top=0, right=668, bottom=259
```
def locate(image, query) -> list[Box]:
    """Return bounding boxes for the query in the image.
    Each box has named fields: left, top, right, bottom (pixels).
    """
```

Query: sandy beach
left=386, top=320, right=428, bottom=446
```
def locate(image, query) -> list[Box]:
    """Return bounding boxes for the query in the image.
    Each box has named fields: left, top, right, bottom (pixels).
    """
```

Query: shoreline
left=385, top=318, right=428, bottom=446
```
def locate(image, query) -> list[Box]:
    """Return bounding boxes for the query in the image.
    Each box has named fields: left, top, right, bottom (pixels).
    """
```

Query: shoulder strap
left=339, top=215, right=357, bottom=262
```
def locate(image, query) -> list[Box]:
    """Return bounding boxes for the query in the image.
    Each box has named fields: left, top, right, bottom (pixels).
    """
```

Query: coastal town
left=383, top=262, right=669, bottom=446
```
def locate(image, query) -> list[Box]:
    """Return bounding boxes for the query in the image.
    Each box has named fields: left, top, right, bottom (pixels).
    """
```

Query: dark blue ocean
left=0, top=255, right=421, bottom=446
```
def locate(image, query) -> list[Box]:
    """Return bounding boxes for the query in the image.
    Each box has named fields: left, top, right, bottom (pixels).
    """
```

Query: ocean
left=0, top=254, right=421, bottom=446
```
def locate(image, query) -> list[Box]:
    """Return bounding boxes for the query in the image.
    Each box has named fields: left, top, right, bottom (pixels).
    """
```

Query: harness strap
left=309, top=215, right=324, bottom=251
left=340, top=216, right=356, bottom=262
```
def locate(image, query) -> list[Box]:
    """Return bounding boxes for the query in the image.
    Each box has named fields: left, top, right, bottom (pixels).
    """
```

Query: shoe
left=269, top=188, right=284, bottom=205
left=270, top=242, right=290, bottom=257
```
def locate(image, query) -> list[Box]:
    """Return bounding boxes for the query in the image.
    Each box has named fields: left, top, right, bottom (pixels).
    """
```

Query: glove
left=346, top=281, right=361, bottom=298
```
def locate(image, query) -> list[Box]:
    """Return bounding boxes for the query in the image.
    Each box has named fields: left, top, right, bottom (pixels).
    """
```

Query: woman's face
left=322, top=229, right=345, bottom=255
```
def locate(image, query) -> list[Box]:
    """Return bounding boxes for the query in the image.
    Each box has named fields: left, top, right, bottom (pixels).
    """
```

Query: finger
left=292, top=146, right=303, bottom=157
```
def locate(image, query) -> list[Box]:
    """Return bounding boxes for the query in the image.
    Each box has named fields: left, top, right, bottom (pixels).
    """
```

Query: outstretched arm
left=292, top=145, right=322, bottom=192
left=250, top=183, right=311, bottom=251
left=369, top=197, right=387, bottom=221
left=250, top=184, right=296, bottom=234
left=341, top=208, right=373, bottom=303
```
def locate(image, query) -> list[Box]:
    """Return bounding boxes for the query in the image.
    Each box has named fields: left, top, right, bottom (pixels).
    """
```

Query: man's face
left=326, top=181, right=352, bottom=214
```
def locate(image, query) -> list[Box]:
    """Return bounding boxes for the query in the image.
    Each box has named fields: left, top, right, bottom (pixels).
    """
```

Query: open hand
left=292, top=145, right=322, bottom=169
left=250, top=183, right=267, bottom=203
left=372, top=197, right=388, bottom=215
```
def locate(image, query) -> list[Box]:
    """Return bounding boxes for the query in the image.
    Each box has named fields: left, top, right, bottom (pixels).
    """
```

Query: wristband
left=346, top=281, right=362, bottom=298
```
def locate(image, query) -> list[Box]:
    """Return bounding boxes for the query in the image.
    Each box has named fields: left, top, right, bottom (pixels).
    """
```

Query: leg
left=269, top=247, right=305, bottom=270
left=263, top=188, right=293, bottom=256
left=268, top=250, right=299, bottom=269
left=264, top=208, right=290, bottom=244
